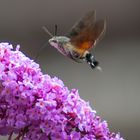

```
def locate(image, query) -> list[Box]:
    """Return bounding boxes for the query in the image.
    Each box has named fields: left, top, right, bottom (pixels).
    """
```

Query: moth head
left=49, top=37, right=59, bottom=47
left=42, top=25, right=59, bottom=48
left=49, top=36, right=70, bottom=47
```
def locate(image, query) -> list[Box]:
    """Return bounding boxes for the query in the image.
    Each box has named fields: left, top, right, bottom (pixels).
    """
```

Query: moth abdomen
left=85, top=53, right=99, bottom=69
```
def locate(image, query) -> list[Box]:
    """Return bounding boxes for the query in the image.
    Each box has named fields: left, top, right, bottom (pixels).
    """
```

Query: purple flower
left=0, top=43, right=124, bottom=140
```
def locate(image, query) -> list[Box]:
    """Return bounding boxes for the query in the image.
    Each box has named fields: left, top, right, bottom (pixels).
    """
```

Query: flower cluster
left=0, top=43, right=124, bottom=140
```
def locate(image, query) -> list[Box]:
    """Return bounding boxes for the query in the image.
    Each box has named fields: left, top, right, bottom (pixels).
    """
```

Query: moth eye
left=52, top=40, right=57, bottom=43
left=49, top=38, right=58, bottom=44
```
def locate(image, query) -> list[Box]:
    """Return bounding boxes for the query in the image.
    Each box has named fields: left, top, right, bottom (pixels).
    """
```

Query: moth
left=42, top=10, right=106, bottom=70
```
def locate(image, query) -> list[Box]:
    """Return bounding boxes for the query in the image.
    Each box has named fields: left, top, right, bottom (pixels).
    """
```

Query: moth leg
left=68, top=51, right=82, bottom=63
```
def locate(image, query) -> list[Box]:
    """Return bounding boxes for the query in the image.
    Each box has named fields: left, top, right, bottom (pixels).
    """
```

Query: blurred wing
left=67, top=10, right=106, bottom=52
left=93, top=19, right=106, bottom=45
left=67, top=10, right=96, bottom=47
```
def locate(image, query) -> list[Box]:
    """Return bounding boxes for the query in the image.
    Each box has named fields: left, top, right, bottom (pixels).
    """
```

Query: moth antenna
left=54, top=24, right=58, bottom=36
left=42, top=26, right=53, bottom=37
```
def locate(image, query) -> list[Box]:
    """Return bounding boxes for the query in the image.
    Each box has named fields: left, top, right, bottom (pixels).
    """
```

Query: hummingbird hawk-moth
left=42, top=10, right=106, bottom=70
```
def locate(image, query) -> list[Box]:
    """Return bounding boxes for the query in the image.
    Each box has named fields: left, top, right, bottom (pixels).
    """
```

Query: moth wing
left=67, top=10, right=106, bottom=52
left=67, top=10, right=96, bottom=42
left=92, top=19, right=106, bottom=46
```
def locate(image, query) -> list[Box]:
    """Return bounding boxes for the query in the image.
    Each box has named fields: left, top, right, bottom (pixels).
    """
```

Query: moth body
left=49, top=36, right=98, bottom=68
left=43, top=10, right=106, bottom=70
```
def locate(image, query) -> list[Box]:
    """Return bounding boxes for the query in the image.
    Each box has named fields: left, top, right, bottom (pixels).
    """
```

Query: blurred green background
left=0, top=0, right=140, bottom=139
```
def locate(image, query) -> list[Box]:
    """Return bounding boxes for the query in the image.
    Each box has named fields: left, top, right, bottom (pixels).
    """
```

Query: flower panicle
left=0, top=43, right=124, bottom=140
